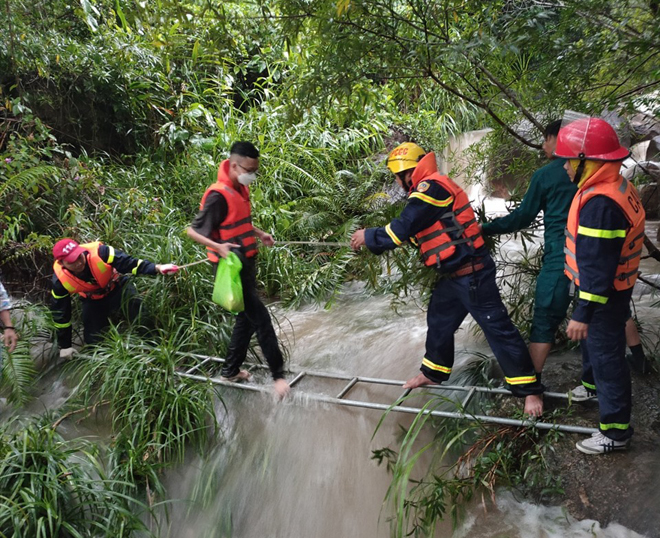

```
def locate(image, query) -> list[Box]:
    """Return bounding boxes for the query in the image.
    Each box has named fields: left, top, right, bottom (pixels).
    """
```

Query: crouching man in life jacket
left=51, top=238, right=177, bottom=359
left=557, top=117, right=645, bottom=455
left=351, top=143, right=545, bottom=416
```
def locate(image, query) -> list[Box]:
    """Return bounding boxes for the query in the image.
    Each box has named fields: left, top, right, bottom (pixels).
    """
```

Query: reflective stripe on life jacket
left=52, top=242, right=120, bottom=300
left=200, top=160, right=257, bottom=262
left=412, top=175, right=485, bottom=268
left=565, top=168, right=645, bottom=291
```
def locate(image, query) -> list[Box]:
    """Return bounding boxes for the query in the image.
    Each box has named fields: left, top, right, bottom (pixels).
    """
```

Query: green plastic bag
left=212, top=252, right=244, bottom=314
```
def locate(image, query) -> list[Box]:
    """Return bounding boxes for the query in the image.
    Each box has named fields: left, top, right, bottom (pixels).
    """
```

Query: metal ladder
left=176, top=352, right=598, bottom=435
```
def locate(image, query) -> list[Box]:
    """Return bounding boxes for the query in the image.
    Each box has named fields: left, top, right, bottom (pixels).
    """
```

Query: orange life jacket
left=564, top=162, right=645, bottom=291
left=410, top=153, right=485, bottom=268
left=200, top=159, right=257, bottom=262
left=53, top=241, right=120, bottom=299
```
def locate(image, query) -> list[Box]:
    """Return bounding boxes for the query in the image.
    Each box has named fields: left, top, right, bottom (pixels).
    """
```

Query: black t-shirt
left=191, top=191, right=229, bottom=238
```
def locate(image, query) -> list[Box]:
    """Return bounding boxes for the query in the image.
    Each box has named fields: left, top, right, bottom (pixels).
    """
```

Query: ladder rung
left=337, top=377, right=358, bottom=399
left=289, top=371, right=306, bottom=387
left=461, top=387, right=476, bottom=409
left=184, top=357, right=211, bottom=375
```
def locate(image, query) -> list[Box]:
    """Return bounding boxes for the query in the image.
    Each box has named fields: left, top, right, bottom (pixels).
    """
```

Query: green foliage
left=72, top=329, right=219, bottom=466
left=0, top=302, right=53, bottom=407
left=279, top=0, right=660, bottom=145
left=0, top=415, right=153, bottom=537
left=373, top=395, right=565, bottom=536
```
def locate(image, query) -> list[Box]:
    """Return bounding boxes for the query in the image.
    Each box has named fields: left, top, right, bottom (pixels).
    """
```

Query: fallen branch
left=51, top=399, right=111, bottom=429
left=638, top=274, right=660, bottom=292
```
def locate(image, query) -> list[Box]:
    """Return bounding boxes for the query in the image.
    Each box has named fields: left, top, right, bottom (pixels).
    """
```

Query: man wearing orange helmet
left=556, top=116, right=645, bottom=454
left=351, top=142, right=545, bottom=416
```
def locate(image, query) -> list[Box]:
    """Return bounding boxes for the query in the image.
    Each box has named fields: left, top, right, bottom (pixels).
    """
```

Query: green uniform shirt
left=482, top=158, right=576, bottom=270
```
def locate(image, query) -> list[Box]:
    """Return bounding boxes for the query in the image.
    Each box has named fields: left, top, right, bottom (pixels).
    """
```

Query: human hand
left=273, top=378, right=290, bottom=400
left=213, top=242, right=240, bottom=259
left=59, top=347, right=76, bottom=359
left=156, top=263, right=179, bottom=275
left=350, top=229, right=366, bottom=251
left=3, top=328, right=17, bottom=353
left=258, top=231, right=275, bottom=247
left=567, top=320, right=589, bottom=341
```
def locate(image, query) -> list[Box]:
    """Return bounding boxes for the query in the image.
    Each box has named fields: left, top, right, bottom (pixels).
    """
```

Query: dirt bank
left=541, top=353, right=660, bottom=538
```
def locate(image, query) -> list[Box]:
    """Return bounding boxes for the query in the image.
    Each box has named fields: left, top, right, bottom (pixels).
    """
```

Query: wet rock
left=640, top=182, right=659, bottom=219
left=629, top=113, right=660, bottom=144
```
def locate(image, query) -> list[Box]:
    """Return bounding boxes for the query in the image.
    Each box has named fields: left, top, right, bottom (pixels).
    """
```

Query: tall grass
left=0, top=415, right=153, bottom=538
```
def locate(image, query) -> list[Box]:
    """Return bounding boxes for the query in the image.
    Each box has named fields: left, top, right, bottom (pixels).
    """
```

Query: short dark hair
left=230, top=141, right=260, bottom=159
left=544, top=120, right=562, bottom=139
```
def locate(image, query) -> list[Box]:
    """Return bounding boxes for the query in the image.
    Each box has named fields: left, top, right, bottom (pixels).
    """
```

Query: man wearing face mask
left=187, top=141, right=290, bottom=399
left=351, top=142, right=544, bottom=416
left=557, top=117, right=644, bottom=454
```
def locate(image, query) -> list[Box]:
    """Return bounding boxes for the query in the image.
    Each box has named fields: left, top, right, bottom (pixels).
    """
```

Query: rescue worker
left=351, top=143, right=545, bottom=416
left=483, top=121, right=650, bottom=382
left=186, top=141, right=290, bottom=399
left=557, top=117, right=645, bottom=454
left=482, top=120, right=576, bottom=380
left=51, top=238, right=177, bottom=358
left=1, top=279, right=18, bottom=358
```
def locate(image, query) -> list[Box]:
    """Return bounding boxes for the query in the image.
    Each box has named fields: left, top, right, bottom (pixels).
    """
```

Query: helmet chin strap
left=573, top=154, right=586, bottom=185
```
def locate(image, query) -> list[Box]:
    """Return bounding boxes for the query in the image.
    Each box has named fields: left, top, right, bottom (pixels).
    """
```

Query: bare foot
left=403, top=373, right=441, bottom=390
left=524, top=394, right=544, bottom=417
left=273, top=378, right=290, bottom=400
left=220, top=370, right=251, bottom=383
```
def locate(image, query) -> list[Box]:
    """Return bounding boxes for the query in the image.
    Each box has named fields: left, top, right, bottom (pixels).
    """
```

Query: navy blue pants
left=579, top=287, right=633, bottom=441
left=221, top=258, right=285, bottom=380
left=423, top=255, right=543, bottom=397
left=80, top=278, right=143, bottom=344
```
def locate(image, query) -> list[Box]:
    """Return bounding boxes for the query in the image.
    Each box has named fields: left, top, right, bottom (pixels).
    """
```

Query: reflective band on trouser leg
left=505, top=375, right=538, bottom=385
left=385, top=224, right=403, bottom=246
left=582, top=380, right=597, bottom=392
left=600, top=422, right=629, bottom=431
left=53, top=321, right=72, bottom=329
left=421, top=357, right=451, bottom=374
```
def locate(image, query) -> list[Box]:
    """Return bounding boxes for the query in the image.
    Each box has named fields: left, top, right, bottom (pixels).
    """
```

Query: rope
left=274, top=241, right=351, bottom=248
left=176, top=259, right=210, bottom=270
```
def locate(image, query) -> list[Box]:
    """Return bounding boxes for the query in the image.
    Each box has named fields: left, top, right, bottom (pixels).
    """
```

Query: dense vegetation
left=1, top=0, right=659, bottom=535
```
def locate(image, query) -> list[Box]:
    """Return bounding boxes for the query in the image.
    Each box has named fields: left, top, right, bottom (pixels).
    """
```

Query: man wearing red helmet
left=50, top=239, right=177, bottom=359
left=556, top=117, right=645, bottom=454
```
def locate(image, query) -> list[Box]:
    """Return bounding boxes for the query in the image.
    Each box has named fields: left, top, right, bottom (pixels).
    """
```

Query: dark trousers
left=423, top=255, right=543, bottom=397
left=221, top=258, right=284, bottom=380
left=580, top=287, right=634, bottom=441
left=80, top=278, right=143, bottom=344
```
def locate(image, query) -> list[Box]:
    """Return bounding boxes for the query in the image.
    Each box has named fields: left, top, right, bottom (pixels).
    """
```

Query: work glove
left=157, top=263, right=179, bottom=275
left=59, top=347, right=76, bottom=359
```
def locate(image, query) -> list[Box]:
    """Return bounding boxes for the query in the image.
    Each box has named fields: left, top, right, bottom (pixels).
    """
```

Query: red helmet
left=554, top=117, right=630, bottom=161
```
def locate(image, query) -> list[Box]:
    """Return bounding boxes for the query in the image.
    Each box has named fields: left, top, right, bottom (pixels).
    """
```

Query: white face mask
left=238, top=172, right=256, bottom=186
